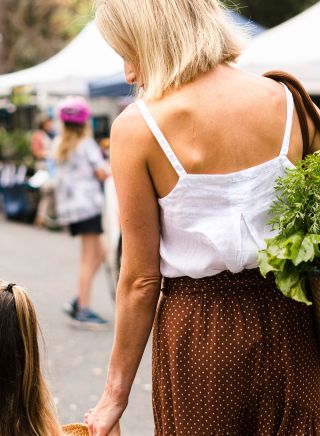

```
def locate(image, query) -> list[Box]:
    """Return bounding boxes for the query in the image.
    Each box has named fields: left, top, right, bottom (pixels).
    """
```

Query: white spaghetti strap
left=279, top=84, right=294, bottom=156
left=136, top=100, right=187, bottom=176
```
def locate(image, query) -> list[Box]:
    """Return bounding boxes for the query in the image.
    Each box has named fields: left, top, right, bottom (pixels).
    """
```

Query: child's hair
left=0, top=281, right=62, bottom=436
left=56, top=96, right=91, bottom=162
left=56, top=122, right=88, bottom=163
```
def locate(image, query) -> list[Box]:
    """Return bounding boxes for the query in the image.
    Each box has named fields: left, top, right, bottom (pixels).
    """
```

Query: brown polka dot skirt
left=152, top=269, right=320, bottom=435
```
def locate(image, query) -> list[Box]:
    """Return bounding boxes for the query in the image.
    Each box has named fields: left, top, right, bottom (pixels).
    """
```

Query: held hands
left=84, top=392, right=127, bottom=436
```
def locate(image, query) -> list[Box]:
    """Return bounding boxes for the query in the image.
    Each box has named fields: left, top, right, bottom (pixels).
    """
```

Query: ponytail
left=0, top=281, right=62, bottom=436
left=56, top=122, right=88, bottom=162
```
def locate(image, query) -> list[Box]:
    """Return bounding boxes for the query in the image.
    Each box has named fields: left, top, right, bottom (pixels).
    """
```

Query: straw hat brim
left=62, top=423, right=89, bottom=436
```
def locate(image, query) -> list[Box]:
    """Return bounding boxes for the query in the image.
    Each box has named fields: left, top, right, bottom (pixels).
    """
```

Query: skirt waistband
left=162, top=268, right=273, bottom=295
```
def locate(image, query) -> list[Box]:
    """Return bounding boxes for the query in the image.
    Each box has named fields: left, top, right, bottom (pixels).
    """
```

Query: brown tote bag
left=264, top=71, right=320, bottom=338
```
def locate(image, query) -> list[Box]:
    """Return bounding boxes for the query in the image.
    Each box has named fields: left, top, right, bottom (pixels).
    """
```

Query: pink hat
left=58, top=96, right=91, bottom=125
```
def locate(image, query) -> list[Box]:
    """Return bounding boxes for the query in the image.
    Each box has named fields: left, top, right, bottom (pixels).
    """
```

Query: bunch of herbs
left=258, top=151, right=320, bottom=305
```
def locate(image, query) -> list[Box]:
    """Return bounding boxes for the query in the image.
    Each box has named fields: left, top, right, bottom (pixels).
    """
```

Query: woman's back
left=140, top=65, right=304, bottom=199
left=133, top=65, right=302, bottom=278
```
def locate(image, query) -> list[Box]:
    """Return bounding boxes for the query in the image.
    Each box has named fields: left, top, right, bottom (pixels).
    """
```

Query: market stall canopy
left=0, top=22, right=124, bottom=96
left=238, top=1, right=320, bottom=94
left=89, top=72, right=131, bottom=98
left=89, top=11, right=265, bottom=98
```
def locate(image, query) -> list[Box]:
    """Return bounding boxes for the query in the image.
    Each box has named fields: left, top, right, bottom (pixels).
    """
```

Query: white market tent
left=0, top=21, right=124, bottom=96
left=238, top=1, right=320, bottom=94
left=0, top=10, right=264, bottom=98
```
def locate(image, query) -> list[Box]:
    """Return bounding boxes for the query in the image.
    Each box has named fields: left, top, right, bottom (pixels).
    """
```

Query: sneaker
left=72, top=308, right=111, bottom=331
left=63, top=298, right=78, bottom=318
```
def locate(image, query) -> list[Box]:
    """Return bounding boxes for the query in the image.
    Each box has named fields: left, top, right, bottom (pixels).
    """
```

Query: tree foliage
left=0, top=0, right=92, bottom=74
left=224, top=0, right=319, bottom=28
left=0, top=0, right=318, bottom=74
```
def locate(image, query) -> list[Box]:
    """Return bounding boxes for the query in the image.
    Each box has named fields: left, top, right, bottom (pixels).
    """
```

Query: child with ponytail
left=0, top=280, right=62, bottom=436
left=55, top=97, right=110, bottom=329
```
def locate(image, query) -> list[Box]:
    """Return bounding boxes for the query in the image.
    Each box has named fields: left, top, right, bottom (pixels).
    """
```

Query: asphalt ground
left=0, top=217, right=154, bottom=435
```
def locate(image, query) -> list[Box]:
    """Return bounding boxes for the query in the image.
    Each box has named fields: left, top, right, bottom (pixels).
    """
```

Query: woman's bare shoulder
left=111, top=102, right=155, bottom=152
left=112, top=103, right=144, bottom=135
left=233, top=69, right=285, bottom=104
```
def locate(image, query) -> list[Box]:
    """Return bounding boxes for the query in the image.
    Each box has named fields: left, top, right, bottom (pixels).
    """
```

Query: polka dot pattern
left=152, top=268, right=320, bottom=435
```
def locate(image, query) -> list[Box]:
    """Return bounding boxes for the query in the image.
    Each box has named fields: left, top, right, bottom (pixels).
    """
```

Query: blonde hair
left=0, top=281, right=62, bottom=436
left=95, top=0, right=246, bottom=100
left=56, top=122, right=88, bottom=163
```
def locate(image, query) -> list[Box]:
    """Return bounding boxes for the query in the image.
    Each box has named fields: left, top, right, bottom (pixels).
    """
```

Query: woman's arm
left=86, top=107, right=161, bottom=436
left=31, top=131, right=47, bottom=160
left=95, top=166, right=111, bottom=182
left=85, top=139, right=112, bottom=181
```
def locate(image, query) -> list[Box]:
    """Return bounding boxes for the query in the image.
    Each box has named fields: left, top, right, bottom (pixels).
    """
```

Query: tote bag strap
left=263, top=71, right=320, bottom=158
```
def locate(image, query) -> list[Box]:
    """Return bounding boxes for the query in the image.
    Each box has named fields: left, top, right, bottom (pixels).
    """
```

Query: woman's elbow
left=118, top=274, right=161, bottom=303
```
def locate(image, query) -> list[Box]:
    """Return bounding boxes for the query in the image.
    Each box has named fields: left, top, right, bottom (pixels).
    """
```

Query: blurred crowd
left=0, top=97, right=115, bottom=330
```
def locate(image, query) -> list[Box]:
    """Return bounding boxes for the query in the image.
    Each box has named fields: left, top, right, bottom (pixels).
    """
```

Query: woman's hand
left=84, top=393, right=127, bottom=436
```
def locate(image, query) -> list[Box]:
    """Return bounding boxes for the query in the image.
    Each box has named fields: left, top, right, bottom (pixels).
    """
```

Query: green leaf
left=293, top=234, right=320, bottom=266
left=307, top=235, right=320, bottom=258
left=282, top=232, right=305, bottom=261
left=258, top=250, right=279, bottom=277
left=274, top=266, right=300, bottom=297
left=267, top=242, right=290, bottom=260
left=268, top=256, right=286, bottom=271
left=264, top=232, right=304, bottom=262
left=290, top=282, right=312, bottom=306
left=274, top=264, right=312, bottom=305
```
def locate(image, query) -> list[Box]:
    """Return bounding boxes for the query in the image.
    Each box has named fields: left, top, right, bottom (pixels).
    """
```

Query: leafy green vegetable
left=258, top=250, right=283, bottom=277
left=258, top=152, right=320, bottom=305
left=269, top=152, right=320, bottom=236
left=294, top=234, right=320, bottom=266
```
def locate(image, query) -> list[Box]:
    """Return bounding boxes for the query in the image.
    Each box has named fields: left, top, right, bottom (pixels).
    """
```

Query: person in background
left=55, top=97, right=110, bottom=329
left=31, top=114, right=55, bottom=168
left=31, top=114, right=58, bottom=227
left=99, top=137, right=111, bottom=161
left=0, top=280, right=62, bottom=436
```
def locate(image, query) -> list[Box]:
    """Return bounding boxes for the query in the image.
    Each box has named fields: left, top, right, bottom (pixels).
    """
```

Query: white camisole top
left=136, top=85, right=295, bottom=279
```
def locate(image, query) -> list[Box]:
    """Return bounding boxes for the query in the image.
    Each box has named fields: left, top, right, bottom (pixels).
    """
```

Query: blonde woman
left=86, top=0, right=320, bottom=435
left=0, top=281, right=62, bottom=436
left=55, top=97, right=109, bottom=329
